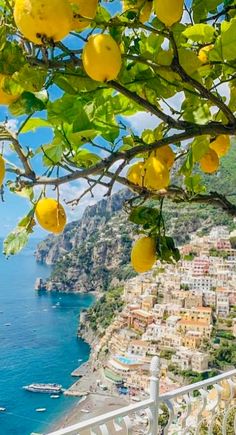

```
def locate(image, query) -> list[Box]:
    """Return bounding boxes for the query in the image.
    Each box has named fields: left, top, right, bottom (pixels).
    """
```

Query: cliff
left=35, top=189, right=137, bottom=292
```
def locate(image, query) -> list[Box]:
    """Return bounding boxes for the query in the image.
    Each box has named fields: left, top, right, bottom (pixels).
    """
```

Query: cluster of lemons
left=127, top=145, right=174, bottom=191
left=0, top=0, right=185, bottom=105
left=200, top=135, right=230, bottom=173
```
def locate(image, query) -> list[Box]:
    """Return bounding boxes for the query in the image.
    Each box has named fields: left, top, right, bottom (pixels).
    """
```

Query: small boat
left=0, top=407, right=6, bottom=412
left=78, top=358, right=83, bottom=362
left=4, top=323, right=11, bottom=326
left=23, top=383, right=63, bottom=394
left=50, top=395, right=60, bottom=399
left=81, top=409, right=90, bottom=413
left=36, top=408, right=46, bottom=412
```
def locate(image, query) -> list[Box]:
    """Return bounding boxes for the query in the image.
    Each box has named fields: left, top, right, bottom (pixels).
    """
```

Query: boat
left=23, top=383, right=63, bottom=394
left=50, top=395, right=60, bottom=399
left=81, top=409, right=90, bottom=413
left=0, top=407, right=6, bottom=412
left=36, top=408, right=46, bottom=412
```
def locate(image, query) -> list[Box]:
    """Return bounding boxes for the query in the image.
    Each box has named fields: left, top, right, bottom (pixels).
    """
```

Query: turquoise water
left=115, top=356, right=139, bottom=365
left=0, top=239, right=94, bottom=435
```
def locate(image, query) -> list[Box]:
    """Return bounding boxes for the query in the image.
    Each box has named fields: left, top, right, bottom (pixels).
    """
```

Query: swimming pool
left=115, top=355, right=140, bottom=365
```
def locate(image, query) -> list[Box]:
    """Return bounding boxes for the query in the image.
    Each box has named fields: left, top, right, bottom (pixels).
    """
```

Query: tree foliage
left=1, top=0, right=236, bottom=256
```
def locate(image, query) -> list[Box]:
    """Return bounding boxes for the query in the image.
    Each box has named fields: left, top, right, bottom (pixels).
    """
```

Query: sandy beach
left=47, top=392, right=129, bottom=433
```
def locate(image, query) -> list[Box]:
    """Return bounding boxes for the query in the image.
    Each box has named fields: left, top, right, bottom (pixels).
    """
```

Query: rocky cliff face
left=35, top=189, right=137, bottom=293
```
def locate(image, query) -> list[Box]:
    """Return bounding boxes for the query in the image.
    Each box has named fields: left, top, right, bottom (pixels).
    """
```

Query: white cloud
left=125, top=112, right=160, bottom=134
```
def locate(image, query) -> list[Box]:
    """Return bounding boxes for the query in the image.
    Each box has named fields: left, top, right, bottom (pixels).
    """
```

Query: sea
left=0, top=238, right=95, bottom=435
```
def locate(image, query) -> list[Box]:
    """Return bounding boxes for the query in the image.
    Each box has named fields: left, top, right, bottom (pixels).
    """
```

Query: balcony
left=45, top=357, right=236, bottom=435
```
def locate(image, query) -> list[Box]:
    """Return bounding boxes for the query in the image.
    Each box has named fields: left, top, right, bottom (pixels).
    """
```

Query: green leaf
left=13, top=65, right=47, bottom=92
left=180, top=149, right=194, bottom=176
left=3, top=211, right=35, bottom=256
left=73, top=149, right=101, bottom=168
left=219, top=18, right=236, bottom=61
left=185, top=174, right=207, bottom=194
left=41, top=139, right=63, bottom=166
left=9, top=91, right=46, bottom=116
left=183, top=24, right=215, bottom=43
left=129, top=207, right=159, bottom=225
left=191, top=136, right=210, bottom=162
left=21, top=118, right=52, bottom=133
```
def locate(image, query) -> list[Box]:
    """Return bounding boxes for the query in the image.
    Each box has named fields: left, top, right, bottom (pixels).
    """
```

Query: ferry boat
left=23, top=383, right=63, bottom=394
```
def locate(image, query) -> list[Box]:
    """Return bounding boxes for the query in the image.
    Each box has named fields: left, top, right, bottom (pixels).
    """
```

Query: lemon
left=127, top=162, right=144, bottom=187
left=0, top=156, right=5, bottom=186
left=123, top=0, right=152, bottom=23
left=198, top=45, right=214, bottom=64
left=154, top=0, right=184, bottom=27
left=0, top=74, right=19, bottom=105
left=140, top=0, right=153, bottom=23
left=131, top=236, right=156, bottom=273
left=82, top=34, right=122, bottom=82
left=152, top=145, right=175, bottom=169
left=35, top=198, right=67, bottom=234
left=199, top=149, right=219, bottom=174
left=69, top=0, right=98, bottom=31
left=143, top=156, right=169, bottom=190
left=14, top=0, right=73, bottom=45
left=209, top=135, right=230, bottom=158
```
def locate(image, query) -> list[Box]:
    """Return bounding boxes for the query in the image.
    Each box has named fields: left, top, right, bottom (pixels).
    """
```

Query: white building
left=216, top=293, right=230, bottom=318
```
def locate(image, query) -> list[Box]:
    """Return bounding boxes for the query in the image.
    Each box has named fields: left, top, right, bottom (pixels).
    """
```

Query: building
left=128, top=309, right=153, bottom=333
left=171, top=348, right=209, bottom=373
left=183, top=332, right=202, bottom=349
left=178, top=319, right=212, bottom=338
left=191, top=352, right=209, bottom=372
left=216, top=293, right=230, bottom=318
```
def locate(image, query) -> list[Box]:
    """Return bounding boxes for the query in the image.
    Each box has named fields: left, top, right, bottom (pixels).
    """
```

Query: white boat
left=50, top=395, right=60, bottom=399
left=23, top=383, right=63, bottom=394
left=81, top=409, right=90, bottom=413
left=0, top=407, right=6, bottom=412
left=36, top=408, right=46, bottom=412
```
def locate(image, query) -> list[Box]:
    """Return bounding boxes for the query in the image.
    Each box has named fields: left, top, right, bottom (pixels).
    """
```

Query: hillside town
left=77, top=226, right=236, bottom=400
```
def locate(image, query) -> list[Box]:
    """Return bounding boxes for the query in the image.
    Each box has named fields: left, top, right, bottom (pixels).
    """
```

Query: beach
left=50, top=392, right=129, bottom=432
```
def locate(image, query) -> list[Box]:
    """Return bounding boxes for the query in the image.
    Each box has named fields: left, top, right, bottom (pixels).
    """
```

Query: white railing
left=45, top=357, right=236, bottom=435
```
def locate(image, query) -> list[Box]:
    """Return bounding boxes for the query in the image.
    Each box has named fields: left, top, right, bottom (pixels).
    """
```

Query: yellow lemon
left=198, top=45, right=214, bottom=64
left=209, top=135, right=230, bottom=157
left=69, top=0, right=98, bottom=31
left=0, top=74, right=19, bottom=105
left=143, top=156, right=169, bottom=190
left=152, top=145, right=175, bottom=169
left=35, top=198, right=67, bottom=234
left=123, top=0, right=152, bottom=23
left=199, top=149, right=219, bottom=174
left=82, top=34, right=122, bottom=82
left=127, top=162, right=144, bottom=187
left=131, top=236, right=156, bottom=273
left=0, top=156, right=5, bottom=186
left=154, top=0, right=184, bottom=27
left=140, top=0, right=153, bottom=23
left=14, top=0, right=73, bottom=44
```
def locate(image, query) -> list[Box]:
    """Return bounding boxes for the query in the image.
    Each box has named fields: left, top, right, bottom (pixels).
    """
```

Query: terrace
left=46, top=357, right=236, bottom=435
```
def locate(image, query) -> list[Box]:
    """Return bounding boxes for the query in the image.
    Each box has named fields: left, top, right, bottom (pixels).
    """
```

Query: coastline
left=44, top=290, right=108, bottom=434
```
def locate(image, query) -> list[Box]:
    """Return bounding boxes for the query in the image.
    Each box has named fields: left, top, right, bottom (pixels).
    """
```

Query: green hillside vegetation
left=87, top=287, right=124, bottom=333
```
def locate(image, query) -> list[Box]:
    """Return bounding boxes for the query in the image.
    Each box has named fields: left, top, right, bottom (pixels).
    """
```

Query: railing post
left=149, top=356, right=160, bottom=435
